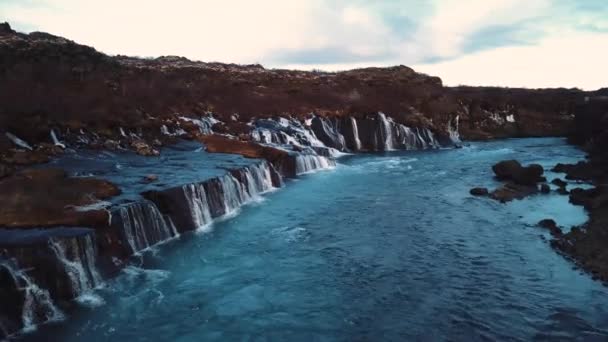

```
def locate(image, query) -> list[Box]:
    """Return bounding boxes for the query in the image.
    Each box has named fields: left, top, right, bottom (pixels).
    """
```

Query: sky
left=1, top=0, right=607, bottom=90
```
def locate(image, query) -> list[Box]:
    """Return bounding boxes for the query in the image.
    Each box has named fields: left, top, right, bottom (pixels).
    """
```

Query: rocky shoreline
left=0, top=21, right=607, bottom=339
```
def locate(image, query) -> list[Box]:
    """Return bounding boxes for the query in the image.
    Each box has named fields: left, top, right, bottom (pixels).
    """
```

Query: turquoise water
left=21, top=138, right=608, bottom=341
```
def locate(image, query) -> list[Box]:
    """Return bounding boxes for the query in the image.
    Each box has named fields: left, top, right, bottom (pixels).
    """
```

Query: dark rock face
left=470, top=187, right=489, bottom=196
left=310, top=117, right=346, bottom=151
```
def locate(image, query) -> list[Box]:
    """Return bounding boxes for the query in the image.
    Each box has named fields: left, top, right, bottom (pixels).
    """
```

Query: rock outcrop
left=0, top=168, right=119, bottom=228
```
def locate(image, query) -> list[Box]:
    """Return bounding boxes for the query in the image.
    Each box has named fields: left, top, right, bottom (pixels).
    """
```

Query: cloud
left=1, top=0, right=606, bottom=89
left=413, top=31, right=608, bottom=90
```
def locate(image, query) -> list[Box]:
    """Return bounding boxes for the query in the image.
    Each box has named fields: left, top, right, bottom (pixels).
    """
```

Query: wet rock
left=551, top=177, right=569, bottom=195
left=569, top=187, right=608, bottom=210
left=492, top=160, right=522, bottom=180
left=538, top=219, right=562, bottom=237
left=553, top=162, right=600, bottom=181
left=0, top=168, right=120, bottom=228
left=492, top=160, right=545, bottom=186
left=470, top=187, right=489, bottom=196
left=490, top=182, right=538, bottom=203
left=540, top=183, right=551, bottom=194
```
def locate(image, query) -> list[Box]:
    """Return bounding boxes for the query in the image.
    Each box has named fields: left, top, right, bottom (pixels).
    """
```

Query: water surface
left=21, top=138, right=608, bottom=341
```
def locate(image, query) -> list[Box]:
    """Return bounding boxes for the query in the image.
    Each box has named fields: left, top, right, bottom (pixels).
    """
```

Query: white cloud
left=413, top=31, right=608, bottom=90
left=416, top=0, right=551, bottom=59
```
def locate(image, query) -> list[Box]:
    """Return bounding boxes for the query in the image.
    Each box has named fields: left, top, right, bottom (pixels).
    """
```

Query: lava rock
left=492, top=160, right=545, bottom=186
left=492, top=160, right=522, bottom=180
left=490, top=182, right=538, bottom=203
left=538, top=219, right=562, bottom=237
left=470, top=187, right=489, bottom=196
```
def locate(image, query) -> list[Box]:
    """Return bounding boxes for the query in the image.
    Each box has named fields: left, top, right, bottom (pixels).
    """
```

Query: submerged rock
left=490, top=182, right=538, bottom=203
left=551, top=178, right=568, bottom=188
left=470, top=187, right=489, bottom=196
left=540, top=183, right=551, bottom=194
left=538, top=219, right=562, bottom=237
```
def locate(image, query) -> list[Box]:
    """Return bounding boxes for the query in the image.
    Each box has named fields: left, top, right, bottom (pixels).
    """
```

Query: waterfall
left=221, top=173, right=249, bottom=215
left=377, top=113, right=394, bottom=151
left=21, top=276, right=64, bottom=332
left=181, top=183, right=213, bottom=229
left=240, top=162, right=275, bottom=199
left=114, top=201, right=178, bottom=253
left=295, top=155, right=336, bottom=175
left=5, top=132, right=33, bottom=151
left=351, top=117, right=362, bottom=151
left=48, top=236, right=101, bottom=296
left=1, top=261, right=64, bottom=333
left=50, top=130, right=66, bottom=148
left=448, top=115, right=461, bottom=143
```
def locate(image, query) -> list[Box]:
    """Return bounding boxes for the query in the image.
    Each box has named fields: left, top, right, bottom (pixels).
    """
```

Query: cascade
left=1, top=261, right=64, bottom=333
left=448, top=115, right=461, bottom=143
left=351, top=117, right=362, bottom=151
left=220, top=173, right=249, bottom=215
left=5, top=132, right=33, bottom=151
left=48, top=235, right=101, bottom=296
left=114, top=201, right=178, bottom=254
left=50, top=130, right=66, bottom=148
left=295, top=155, right=336, bottom=175
left=377, top=113, right=395, bottom=151
left=181, top=183, right=213, bottom=229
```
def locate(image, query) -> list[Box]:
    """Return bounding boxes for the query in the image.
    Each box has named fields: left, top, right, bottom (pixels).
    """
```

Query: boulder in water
left=492, top=160, right=545, bottom=186
left=538, top=219, right=562, bottom=237
left=552, top=178, right=568, bottom=188
left=470, top=187, right=489, bottom=196
left=492, top=160, right=522, bottom=180
left=490, top=182, right=538, bottom=203
left=540, top=183, right=551, bottom=194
